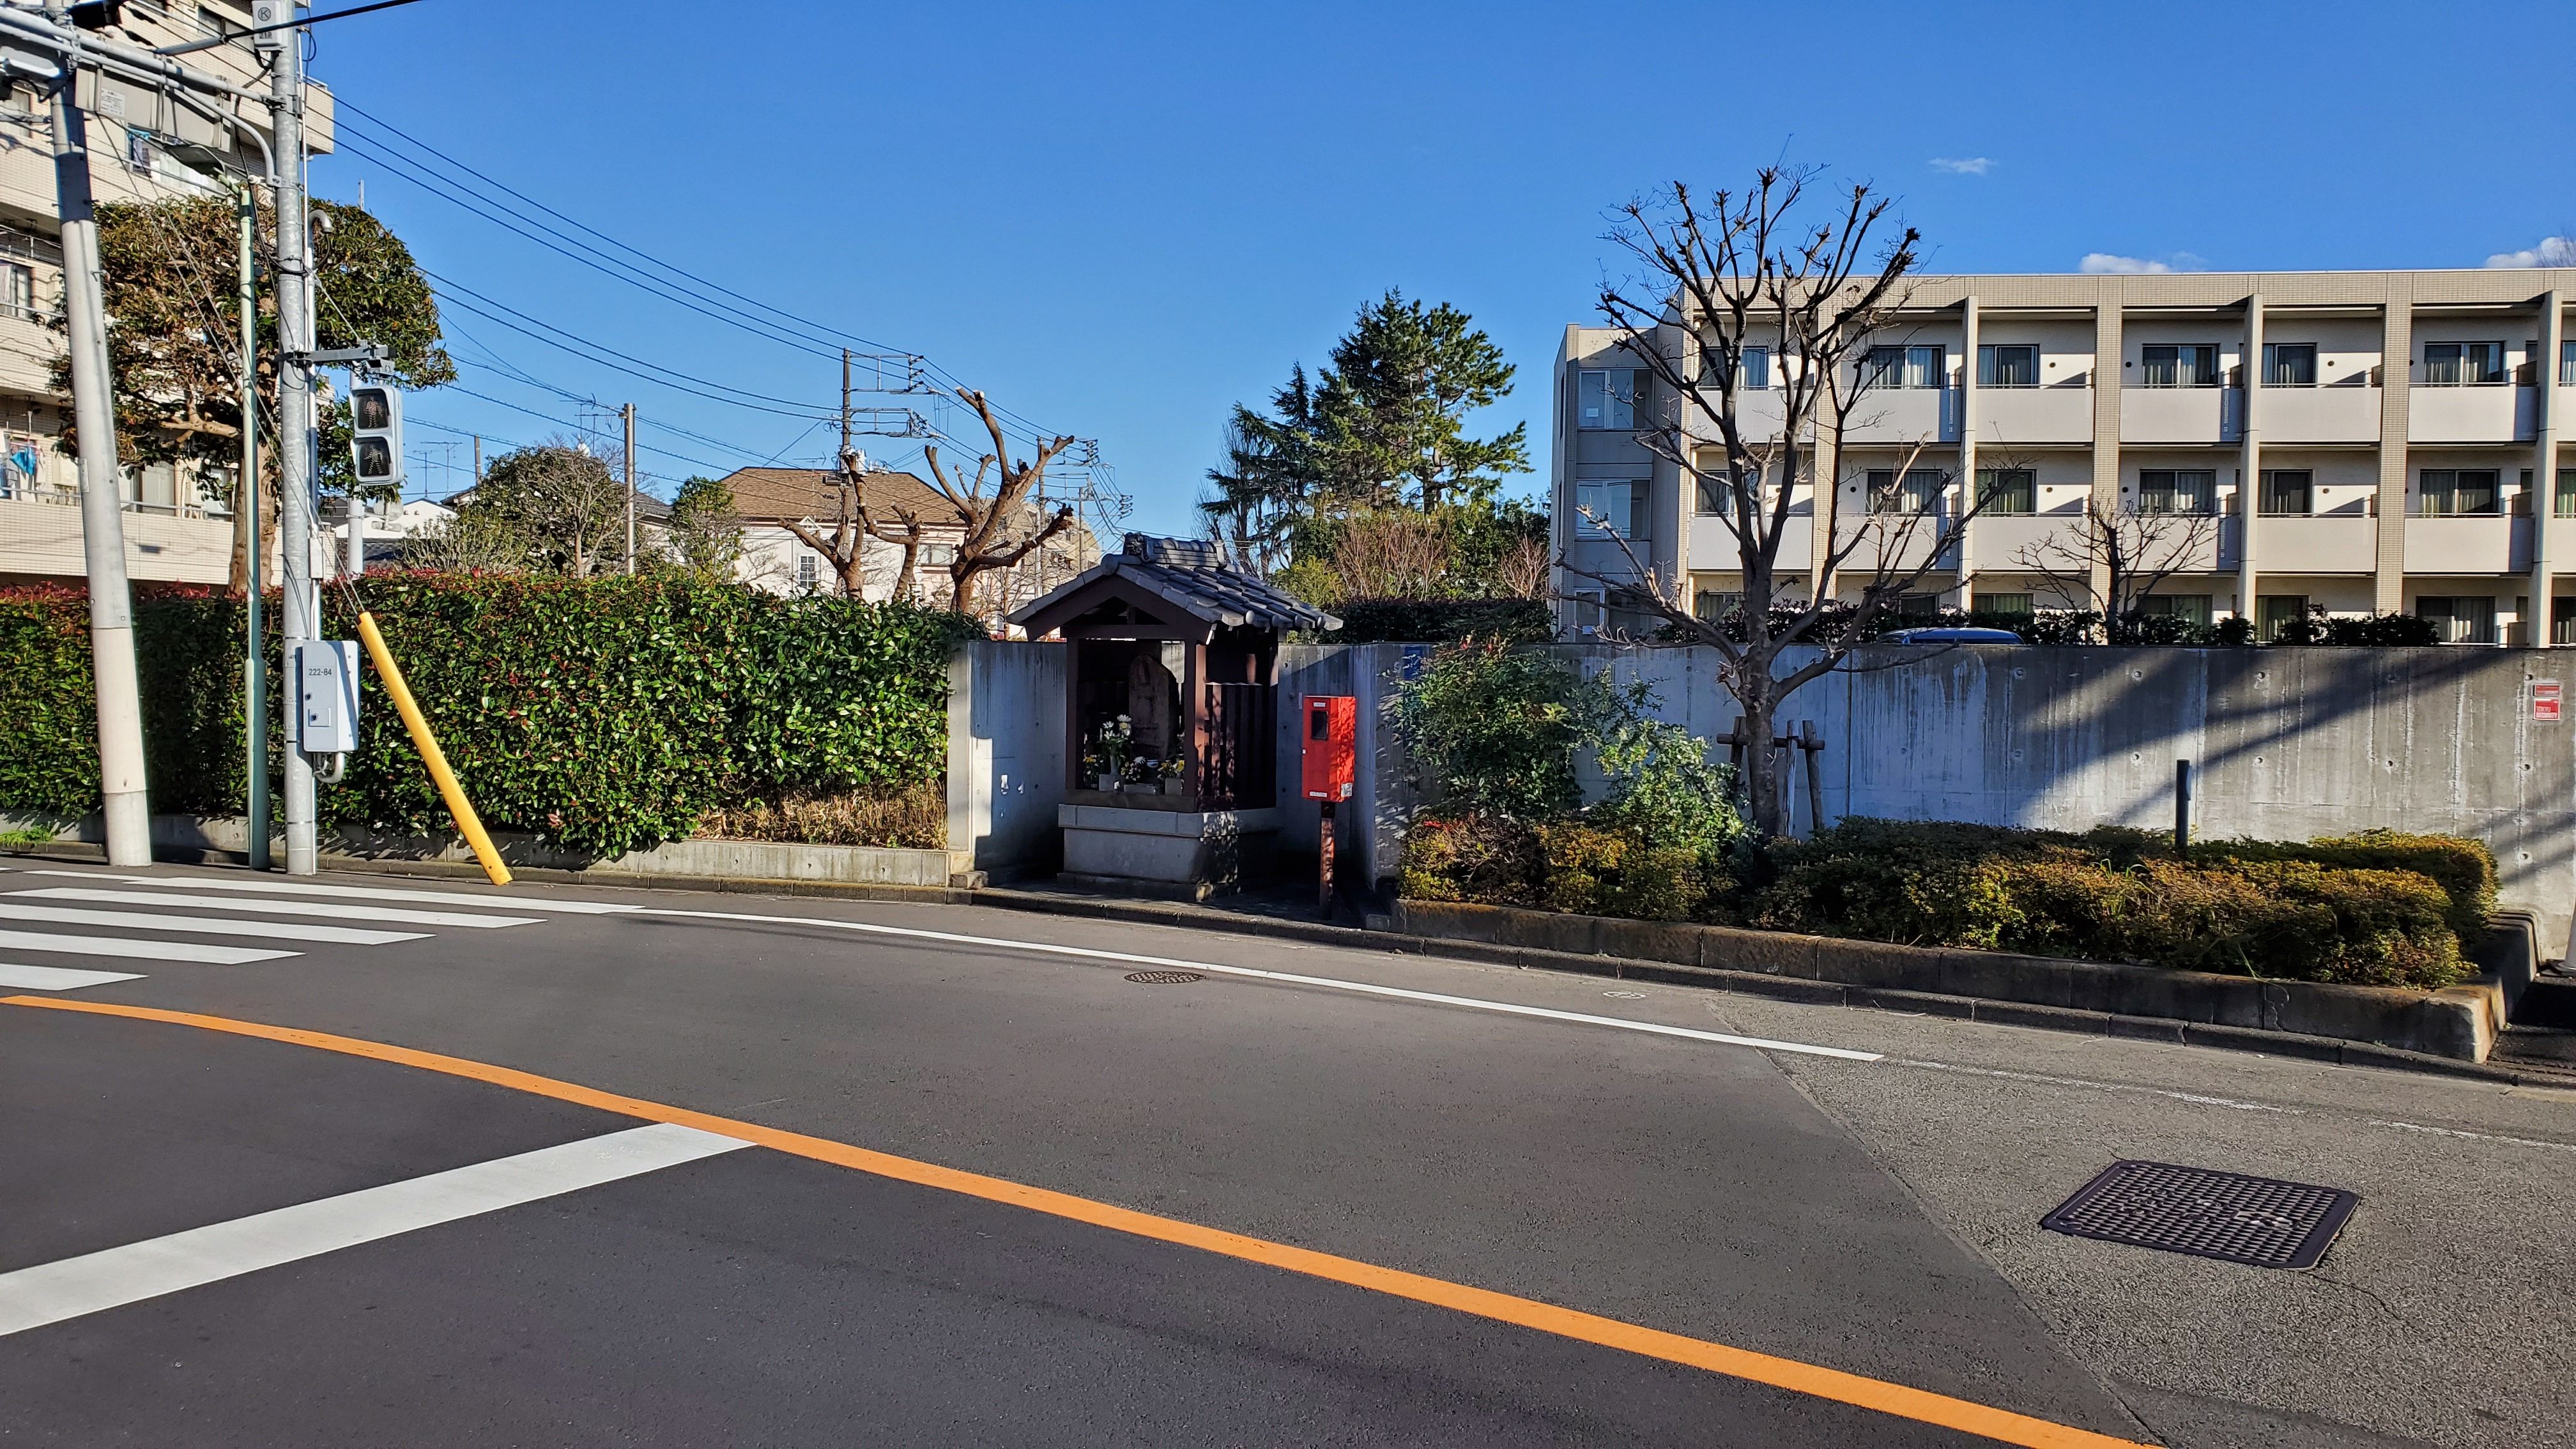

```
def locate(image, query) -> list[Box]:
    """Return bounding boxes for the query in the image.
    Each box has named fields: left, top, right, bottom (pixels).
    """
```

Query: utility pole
left=472, top=434, right=481, bottom=484
left=841, top=348, right=853, bottom=462
left=236, top=172, right=267, bottom=870
left=50, top=44, right=150, bottom=866
left=267, top=13, right=319, bottom=875
left=622, top=402, right=636, bottom=574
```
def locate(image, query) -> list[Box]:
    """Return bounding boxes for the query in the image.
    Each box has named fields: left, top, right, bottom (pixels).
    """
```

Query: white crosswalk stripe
left=30, top=871, right=640, bottom=914
left=12, top=887, right=540, bottom=930
left=0, top=963, right=146, bottom=990
left=0, top=903, right=427, bottom=947
left=0, top=929, right=292, bottom=965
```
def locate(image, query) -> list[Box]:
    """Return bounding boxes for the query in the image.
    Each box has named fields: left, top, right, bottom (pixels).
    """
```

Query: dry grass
left=696, top=781, right=946, bottom=849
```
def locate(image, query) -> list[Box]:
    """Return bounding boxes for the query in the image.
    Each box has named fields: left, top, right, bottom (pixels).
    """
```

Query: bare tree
left=781, top=448, right=917, bottom=600
left=1565, top=169, right=1993, bottom=836
left=2008, top=496, right=2222, bottom=637
left=919, top=388, right=1077, bottom=620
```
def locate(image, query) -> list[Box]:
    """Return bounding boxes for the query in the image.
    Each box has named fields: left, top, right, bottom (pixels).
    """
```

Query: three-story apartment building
left=1554, top=268, right=2576, bottom=643
left=0, top=1, right=334, bottom=586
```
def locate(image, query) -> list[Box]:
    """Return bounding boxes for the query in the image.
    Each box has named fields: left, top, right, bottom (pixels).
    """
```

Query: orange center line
left=4, top=993, right=2149, bottom=1449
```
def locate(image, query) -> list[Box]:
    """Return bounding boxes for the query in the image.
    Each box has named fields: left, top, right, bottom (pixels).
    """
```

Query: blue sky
left=313, top=0, right=2576, bottom=533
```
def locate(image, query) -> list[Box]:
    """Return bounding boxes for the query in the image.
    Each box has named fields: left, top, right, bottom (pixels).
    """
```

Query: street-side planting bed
left=0, top=576, right=972, bottom=858
left=1402, top=817, right=2492, bottom=992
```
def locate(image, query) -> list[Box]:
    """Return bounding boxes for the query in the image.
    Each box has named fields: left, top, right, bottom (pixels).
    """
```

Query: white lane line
left=12, top=888, right=540, bottom=930
left=0, top=1123, right=749, bottom=1337
left=0, top=930, right=293, bottom=965
left=0, top=962, right=144, bottom=990
left=0, top=903, right=425, bottom=947
left=28, top=871, right=639, bottom=914
left=632, top=908, right=1882, bottom=1062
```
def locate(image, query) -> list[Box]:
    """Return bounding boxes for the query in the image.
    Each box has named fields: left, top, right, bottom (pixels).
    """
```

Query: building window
left=1975, top=467, right=2035, bottom=515
left=923, top=542, right=956, bottom=565
left=2258, top=595, right=2310, bottom=641
left=2262, top=343, right=2316, bottom=387
left=2554, top=596, right=2576, bottom=647
left=1972, top=592, right=2033, bottom=616
left=2423, top=341, right=2505, bottom=385
left=2136, top=469, right=2215, bottom=516
left=2136, top=594, right=2213, bottom=625
left=2139, top=344, right=2220, bottom=388
left=1693, top=590, right=1742, bottom=622
left=1703, top=345, right=1769, bottom=390
left=1574, top=479, right=1644, bottom=538
left=1976, top=344, right=2039, bottom=387
left=2258, top=470, right=2313, bottom=517
left=1866, top=468, right=1945, bottom=514
left=1863, top=345, right=1945, bottom=390
left=796, top=555, right=817, bottom=589
left=2418, top=468, right=2500, bottom=516
left=1577, top=369, right=1647, bottom=429
left=0, top=262, right=31, bottom=323
left=2562, top=339, right=2576, bottom=387
left=1896, top=593, right=1940, bottom=620
left=2557, top=468, right=2576, bottom=519
left=2416, top=595, right=2497, bottom=644
left=1694, top=455, right=1754, bottom=516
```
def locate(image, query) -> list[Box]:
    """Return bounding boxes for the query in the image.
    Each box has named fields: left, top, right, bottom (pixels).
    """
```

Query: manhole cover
left=2041, top=1160, right=2358, bottom=1271
left=1124, top=970, right=1203, bottom=985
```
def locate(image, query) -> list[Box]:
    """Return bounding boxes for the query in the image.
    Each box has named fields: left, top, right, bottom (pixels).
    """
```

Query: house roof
left=1006, top=534, right=1338, bottom=636
left=717, top=466, right=956, bottom=525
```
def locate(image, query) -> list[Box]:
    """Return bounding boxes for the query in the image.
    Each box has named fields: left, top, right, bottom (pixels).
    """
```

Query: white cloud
left=1928, top=157, right=1992, bottom=176
left=2484, top=235, right=2576, bottom=268
left=2078, top=252, right=2172, bottom=275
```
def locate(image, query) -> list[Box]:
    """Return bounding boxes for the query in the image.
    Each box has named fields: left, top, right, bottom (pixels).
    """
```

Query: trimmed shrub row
left=0, top=576, right=976, bottom=857
left=1323, top=596, right=1556, bottom=645
left=1400, top=815, right=2493, bottom=990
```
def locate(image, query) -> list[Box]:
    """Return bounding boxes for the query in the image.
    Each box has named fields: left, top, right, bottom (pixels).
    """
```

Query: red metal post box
left=1301, top=694, right=1356, bottom=801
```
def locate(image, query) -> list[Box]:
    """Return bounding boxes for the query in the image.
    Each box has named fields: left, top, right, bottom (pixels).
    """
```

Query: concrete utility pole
left=50, top=51, right=150, bottom=866
left=623, top=402, right=636, bottom=574
left=236, top=173, right=268, bottom=870
left=841, top=348, right=852, bottom=461
left=268, top=16, right=319, bottom=875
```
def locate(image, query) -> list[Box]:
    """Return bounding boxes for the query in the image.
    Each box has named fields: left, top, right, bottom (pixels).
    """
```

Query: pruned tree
left=70, top=195, right=452, bottom=592
left=401, top=507, right=532, bottom=574
left=464, top=440, right=628, bottom=576
left=1565, top=169, right=1992, bottom=836
left=917, top=388, right=1075, bottom=620
left=2007, top=496, right=2223, bottom=638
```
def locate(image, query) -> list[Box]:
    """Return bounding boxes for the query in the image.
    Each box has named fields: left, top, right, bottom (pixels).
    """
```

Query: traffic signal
left=350, top=381, right=402, bottom=489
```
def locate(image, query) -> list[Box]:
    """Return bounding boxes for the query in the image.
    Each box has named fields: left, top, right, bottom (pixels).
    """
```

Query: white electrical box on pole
left=46, top=45, right=150, bottom=866
left=266, top=11, right=320, bottom=873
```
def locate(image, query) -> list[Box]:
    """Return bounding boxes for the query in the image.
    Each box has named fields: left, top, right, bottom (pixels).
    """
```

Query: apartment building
left=0, top=1, right=334, bottom=586
left=1554, top=268, right=2576, bottom=643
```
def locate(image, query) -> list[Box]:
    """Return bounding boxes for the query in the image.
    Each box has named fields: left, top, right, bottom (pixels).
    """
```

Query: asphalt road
left=1, top=859, right=2568, bottom=1448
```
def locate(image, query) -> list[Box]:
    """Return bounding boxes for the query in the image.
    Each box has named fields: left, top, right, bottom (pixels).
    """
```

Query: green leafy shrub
left=2196, top=829, right=2494, bottom=940
left=1397, top=812, right=1544, bottom=906
left=1386, top=640, right=1613, bottom=820
left=0, top=577, right=974, bottom=858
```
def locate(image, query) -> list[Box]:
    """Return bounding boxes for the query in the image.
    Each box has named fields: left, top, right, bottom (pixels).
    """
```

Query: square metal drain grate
left=2041, top=1160, right=2358, bottom=1271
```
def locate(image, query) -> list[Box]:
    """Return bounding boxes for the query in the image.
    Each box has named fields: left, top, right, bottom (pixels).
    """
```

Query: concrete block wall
left=946, top=639, right=1070, bottom=875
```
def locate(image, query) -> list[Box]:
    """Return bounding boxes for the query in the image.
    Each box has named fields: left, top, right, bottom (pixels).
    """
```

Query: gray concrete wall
left=1259, top=641, right=2573, bottom=956
left=946, top=639, right=1069, bottom=873
left=1276, top=643, right=1418, bottom=889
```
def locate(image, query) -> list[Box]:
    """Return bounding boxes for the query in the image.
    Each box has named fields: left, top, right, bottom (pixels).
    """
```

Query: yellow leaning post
left=353, top=611, right=512, bottom=887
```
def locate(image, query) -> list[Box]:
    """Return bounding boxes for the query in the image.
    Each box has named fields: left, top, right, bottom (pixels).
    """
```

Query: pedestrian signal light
left=351, top=382, right=402, bottom=487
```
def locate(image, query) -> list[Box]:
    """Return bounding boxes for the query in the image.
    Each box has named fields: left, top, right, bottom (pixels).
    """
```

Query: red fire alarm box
left=1301, top=694, right=1356, bottom=801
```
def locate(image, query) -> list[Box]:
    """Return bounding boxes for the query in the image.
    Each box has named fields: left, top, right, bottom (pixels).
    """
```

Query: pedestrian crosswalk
left=0, top=867, right=635, bottom=993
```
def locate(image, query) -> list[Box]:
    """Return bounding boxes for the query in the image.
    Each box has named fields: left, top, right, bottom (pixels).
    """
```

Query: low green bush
left=1330, top=597, right=1554, bottom=644
left=1402, top=813, right=2486, bottom=990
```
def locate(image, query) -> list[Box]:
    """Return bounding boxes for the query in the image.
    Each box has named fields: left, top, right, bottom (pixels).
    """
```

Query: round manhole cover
left=1124, top=970, right=1204, bottom=985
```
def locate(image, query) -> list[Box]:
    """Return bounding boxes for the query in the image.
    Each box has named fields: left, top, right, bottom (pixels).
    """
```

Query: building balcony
left=1970, top=386, right=2092, bottom=445
left=2120, top=387, right=2241, bottom=445
left=2252, top=514, right=2378, bottom=574
left=1833, top=514, right=1956, bottom=574
left=1968, top=511, right=2088, bottom=568
left=0, top=496, right=236, bottom=585
left=1690, top=510, right=1811, bottom=572
left=1839, top=387, right=1956, bottom=445
left=2258, top=385, right=2382, bottom=444
left=1703, top=388, right=1792, bottom=445
left=2407, top=385, right=2535, bottom=443
left=2402, top=515, right=2529, bottom=574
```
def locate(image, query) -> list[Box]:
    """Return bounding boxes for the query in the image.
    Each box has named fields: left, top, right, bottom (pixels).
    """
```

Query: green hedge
left=1324, top=597, right=1555, bottom=644
left=1401, top=815, right=2492, bottom=989
left=0, top=576, right=975, bottom=857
